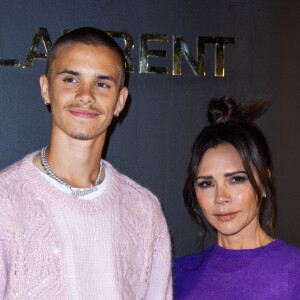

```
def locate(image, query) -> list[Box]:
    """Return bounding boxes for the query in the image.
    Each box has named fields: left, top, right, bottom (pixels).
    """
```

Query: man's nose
left=75, top=84, right=96, bottom=105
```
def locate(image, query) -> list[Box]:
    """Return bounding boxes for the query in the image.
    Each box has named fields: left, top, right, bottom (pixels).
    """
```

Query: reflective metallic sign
left=106, top=31, right=135, bottom=73
left=139, top=34, right=168, bottom=74
left=173, top=36, right=235, bottom=76
left=23, top=28, right=52, bottom=68
left=0, top=27, right=235, bottom=77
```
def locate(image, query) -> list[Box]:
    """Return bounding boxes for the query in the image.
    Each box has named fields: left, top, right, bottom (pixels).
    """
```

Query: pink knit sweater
left=0, top=152, right=172, bottom=299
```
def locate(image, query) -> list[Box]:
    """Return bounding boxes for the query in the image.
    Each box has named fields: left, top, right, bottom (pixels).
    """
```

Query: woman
left=174, top=97, right=300, bottom=299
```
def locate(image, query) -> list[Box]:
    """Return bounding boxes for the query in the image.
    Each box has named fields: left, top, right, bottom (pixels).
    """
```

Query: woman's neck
left=218, top=224, right=273, bottom=250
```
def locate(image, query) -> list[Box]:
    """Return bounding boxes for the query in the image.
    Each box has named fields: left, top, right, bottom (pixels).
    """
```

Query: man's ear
left=114, top=86, right=128, bottom=116
left=39, top=75, right=50, bottom=105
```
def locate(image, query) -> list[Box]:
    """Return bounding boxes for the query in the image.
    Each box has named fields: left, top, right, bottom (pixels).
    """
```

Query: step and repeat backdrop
left=0, top=0, right=299, bottom=256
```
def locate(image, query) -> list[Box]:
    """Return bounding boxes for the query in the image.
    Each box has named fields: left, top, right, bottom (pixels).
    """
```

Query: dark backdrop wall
left=0, top=0, right=299, bottom=257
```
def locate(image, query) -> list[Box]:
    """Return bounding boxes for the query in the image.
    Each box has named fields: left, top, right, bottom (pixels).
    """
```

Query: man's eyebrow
left=56, top=70, right=117, bottom=83
left=57, top=69, right=79, bottom=76
left=96, top=75, right=116, bottom=83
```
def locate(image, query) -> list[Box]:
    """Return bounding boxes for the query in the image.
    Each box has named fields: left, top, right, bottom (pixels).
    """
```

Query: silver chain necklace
left=41, top=146, right=103, bottom=198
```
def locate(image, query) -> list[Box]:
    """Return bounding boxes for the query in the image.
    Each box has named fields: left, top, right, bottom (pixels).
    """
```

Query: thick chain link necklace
left=41, top=146, right=103, bottom=198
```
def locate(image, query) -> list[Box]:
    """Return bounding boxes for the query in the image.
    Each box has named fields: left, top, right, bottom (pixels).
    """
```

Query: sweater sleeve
left=0, top=204, right=11, bottom=299
left=0, top=179, right=15, bottom=299
left=145, top=214, right=173, bottom=300
left=0, top=241, right=9, bottom=298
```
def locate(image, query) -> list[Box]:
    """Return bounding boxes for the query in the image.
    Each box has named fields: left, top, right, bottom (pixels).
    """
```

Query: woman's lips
left=214, top=212, right=239, bottom=221
left=68, top=108, right=99, bottom=119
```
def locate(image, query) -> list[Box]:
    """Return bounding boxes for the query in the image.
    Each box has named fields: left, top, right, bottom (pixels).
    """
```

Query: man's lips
left=68, top=108, right=100, bottom=119
left=214, top=212, right=239, bottom=221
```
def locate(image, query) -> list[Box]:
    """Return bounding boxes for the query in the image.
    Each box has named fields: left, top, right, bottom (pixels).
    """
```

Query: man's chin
left=69, top=132, right=95, bottom=141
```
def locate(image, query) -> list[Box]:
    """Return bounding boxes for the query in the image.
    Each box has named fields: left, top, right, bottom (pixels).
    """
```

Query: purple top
left=174, top=239, right=300, bottom=299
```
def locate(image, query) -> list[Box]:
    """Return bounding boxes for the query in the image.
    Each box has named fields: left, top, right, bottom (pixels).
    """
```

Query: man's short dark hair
left=46, top=27, right=126, bottom=87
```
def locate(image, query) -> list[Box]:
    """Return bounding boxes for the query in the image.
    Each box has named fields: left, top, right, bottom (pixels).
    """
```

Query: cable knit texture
left=0, top=152, right=172, bottom=300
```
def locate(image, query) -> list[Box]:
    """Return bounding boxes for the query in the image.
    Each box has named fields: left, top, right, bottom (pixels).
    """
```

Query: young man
left=0, top=28, right=172, bottom=299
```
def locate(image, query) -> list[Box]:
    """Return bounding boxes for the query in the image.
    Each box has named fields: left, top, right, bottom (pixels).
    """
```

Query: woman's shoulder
left=276, top=239, right=299, bottom=251
left=270, top=239, right=300, bottom=264
left=269, top=239, right=299, bottom=254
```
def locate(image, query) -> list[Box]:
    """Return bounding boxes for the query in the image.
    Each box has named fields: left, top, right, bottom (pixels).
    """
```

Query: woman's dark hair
left=184, top=96, right=277, bottom=252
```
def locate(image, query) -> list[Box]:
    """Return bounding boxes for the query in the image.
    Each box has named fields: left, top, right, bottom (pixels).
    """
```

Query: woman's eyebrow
left=224, top=171, right=247, bottom=177
left=196, top=175, right=213, bottom=180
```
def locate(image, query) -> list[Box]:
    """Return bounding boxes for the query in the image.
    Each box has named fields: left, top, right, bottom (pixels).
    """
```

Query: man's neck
left=34, top=134, right=106, bottom=189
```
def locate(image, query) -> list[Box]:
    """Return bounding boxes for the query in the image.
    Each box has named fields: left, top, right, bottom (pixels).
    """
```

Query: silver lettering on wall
left=139, top=34, right=168, bottom=74
left=173, top=35, right=203, bottom=76
left=0, top=27, right=235, bottom=77
left=23, top=28, right=52, bottom=68
left=0, top=58, right=20, bottom=67
left=173, top=36, right=235, bottom=76
left=203, top=37, right=235, bottom=76
left=106, top=32, right=134, bottom=73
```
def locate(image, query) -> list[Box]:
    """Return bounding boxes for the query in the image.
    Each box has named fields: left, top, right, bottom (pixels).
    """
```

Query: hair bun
left=207, top=96, right=269, bottom=125
left=207, top=96, right=238, bottom=124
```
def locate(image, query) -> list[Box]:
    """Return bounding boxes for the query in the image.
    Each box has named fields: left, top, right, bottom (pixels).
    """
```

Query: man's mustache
left=63, top=104, right=104, bottom=115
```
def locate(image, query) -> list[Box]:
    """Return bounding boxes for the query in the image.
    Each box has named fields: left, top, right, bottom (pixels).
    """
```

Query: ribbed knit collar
left=212, top=239, right=279, bottom=257
left=207, top=239, right=281, bottom=273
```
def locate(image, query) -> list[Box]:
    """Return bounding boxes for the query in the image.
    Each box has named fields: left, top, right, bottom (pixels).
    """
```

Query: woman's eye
left=231, top=176, right=246, bottom=183
left=197, top=181, right=212, bottom=188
